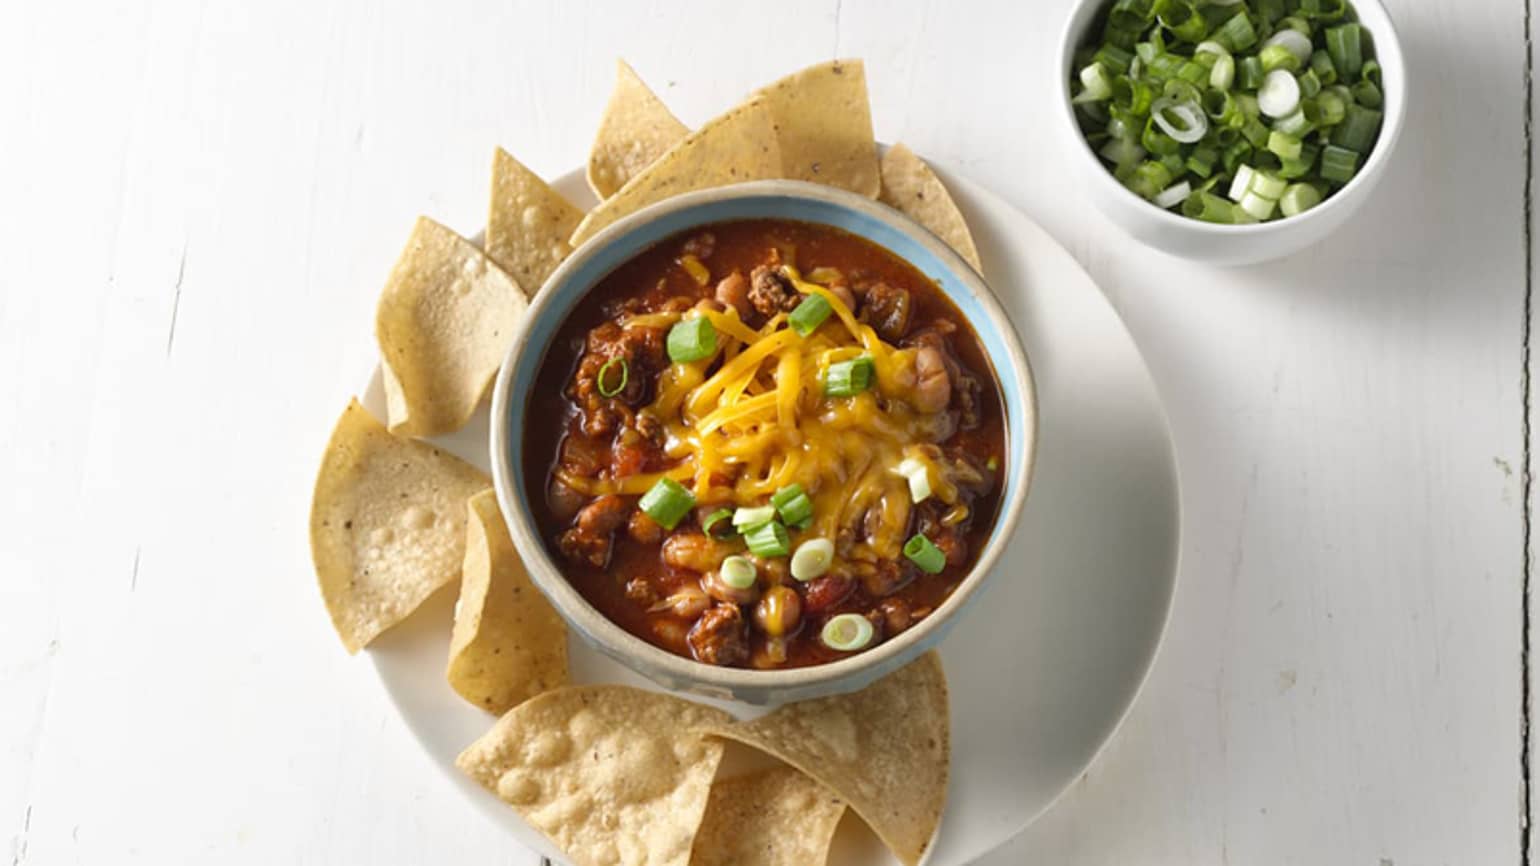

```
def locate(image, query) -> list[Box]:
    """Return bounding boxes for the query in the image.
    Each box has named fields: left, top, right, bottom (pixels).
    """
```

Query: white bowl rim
left=488, top=178, right=1039, bottom=699
left=1054, top=0, right=1408, bottom=235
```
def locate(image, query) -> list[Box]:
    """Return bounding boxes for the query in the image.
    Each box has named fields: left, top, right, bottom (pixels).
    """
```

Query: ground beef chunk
left=688, top=602, right=749, bottom=666
left=748, top=265, right=799, bottom=317
left=557, top=494, right=630, bottom=567
left=859, top=281, right=912, bottom=342
left=567, top=322, right=667, bottom=436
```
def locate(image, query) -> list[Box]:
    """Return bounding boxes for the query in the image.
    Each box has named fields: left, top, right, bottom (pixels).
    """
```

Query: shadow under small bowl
left=489, top=180, right=1038, bottom=705
left=1056, top=0, right=1407, bottom=266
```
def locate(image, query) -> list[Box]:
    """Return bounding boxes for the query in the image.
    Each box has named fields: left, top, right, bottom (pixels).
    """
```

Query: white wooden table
left=0, top=0, right=1524, bottom=863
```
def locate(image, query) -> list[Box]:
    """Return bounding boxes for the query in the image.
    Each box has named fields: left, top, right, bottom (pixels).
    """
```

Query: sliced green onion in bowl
left=904, top=533, right=947, bottom=575
left=1280, top=182, right=1324, bottom=217
left=790, top=538, right=835, bottom=581
left=1072, top=0, right=1385, bottom=224
left=666, top=316, right=716, bottom=364
left=821, top=613, right=875, bottom=652
left=718, top=555, right=758, bottom=590
left=732, top=504, right=777, bottom=532
left=638, top=478, right=695, bottom=531
left=744, top=521, right=790, bottom=558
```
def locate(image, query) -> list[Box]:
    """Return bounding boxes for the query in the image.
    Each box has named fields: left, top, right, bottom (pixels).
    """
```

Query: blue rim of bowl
left=1054, top=0, right=1407, bottom=234
left=489, top=179, right=1038, bottom=697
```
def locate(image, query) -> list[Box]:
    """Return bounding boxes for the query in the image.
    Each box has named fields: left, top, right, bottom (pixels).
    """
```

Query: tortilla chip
left=570, top=96, right=782, bottom=248
left=588, top=60, right=689, bottom=200
left=879, top=143, right=983, bottom=273
left=375, top=216, right=528, bottom=438
left=446, top=490, right=568, bottom=713
left=458, top=686, right=732, bottom=866
left=700, top=653, right=948, bottom=866
left=751, top=59, right=879, bottom=198
left=487, top=148, right=585, bottom=296
left=690, top=766, right=845, bottom=866
left=311, top=399, right=491, bottom=653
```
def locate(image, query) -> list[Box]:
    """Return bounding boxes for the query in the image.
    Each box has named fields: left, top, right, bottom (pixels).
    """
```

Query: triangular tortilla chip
left=446, top=490, right=568, bottom=713
left=751, top=59, right=880, bottom=198
left=879, top=143, right=983, bottom=273
left=700, top=653, right=948, bottom=866
left=458, top=686, right=732, bottom=866
left=486, top=148, right=585, bottom=296
left=588, top=60, right=690, bottom=200
left=690, top=766, right=846, bottom=866
left=375, top=216, right=527, bottom=437
left=570, top=96, right=782, bottom=248
left=310, top=399, right=491, bottom=653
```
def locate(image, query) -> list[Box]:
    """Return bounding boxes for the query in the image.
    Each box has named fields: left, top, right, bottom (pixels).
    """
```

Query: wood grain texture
left=0, top=0, right=1522, bottom=864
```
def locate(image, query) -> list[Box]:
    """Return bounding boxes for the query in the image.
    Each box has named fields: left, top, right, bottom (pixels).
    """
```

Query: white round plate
left=362, top=164, right=1181, bottom=865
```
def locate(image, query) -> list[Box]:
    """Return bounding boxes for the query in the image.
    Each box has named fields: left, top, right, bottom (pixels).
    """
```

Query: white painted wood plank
left=0, top=0, right=1522, bottom=864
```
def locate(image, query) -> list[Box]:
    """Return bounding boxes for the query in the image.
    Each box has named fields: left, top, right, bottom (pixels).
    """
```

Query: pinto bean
left=714, top=271, right=752, bottom=320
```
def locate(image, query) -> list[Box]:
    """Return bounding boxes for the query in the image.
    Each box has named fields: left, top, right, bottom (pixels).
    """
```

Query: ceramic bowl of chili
left=489, top=180, right=1037, bottom=705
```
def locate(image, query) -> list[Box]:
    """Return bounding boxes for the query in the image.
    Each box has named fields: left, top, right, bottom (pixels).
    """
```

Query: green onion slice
left=701, top=507, right=735, bottom=539
left=788, top=293, right=833, bottom=336
left=904, top=533, right=947, bottom=575
left=638, top=478, right=695, bottom=531
left=790, top=538, right=835, bottom=582
left=771, top=484, right=814, bottom=527
left=718, top=555, right=758, bottom=590
left=596, top=357, right=628, bottom=398
left=666, top=316, right=716, bottom=364
left=744, top=521, right=790, bottom=558
left=821, top=613, right=875, bottom=652
left=732, top=504, right=777, bottom=532
left=824, top=355, right=875, bottom=397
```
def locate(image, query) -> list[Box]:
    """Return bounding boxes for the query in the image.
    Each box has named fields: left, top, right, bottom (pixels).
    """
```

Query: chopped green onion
left=718, top=555, right=758, bottom=590
left=821, top=613, right=875, bottom=652
left=1153, top=179, right=1193, bottom=210
left=1238, top=190, right=1278, bottom=220
left=771, top=484, right=815, bottom=527
left=1214, top=11, right=1257, bottom=52
left=1257, top=69, right=1300, bottom=118
left=1332, top=104, right=1382, bottom=153
left=892, top=456, right=935, bottom=503
left=666, top=316, right=716, bottom=364
left=790, top=538, right=835, bottom=582
left=596, top=357, right=628, bottom=398
left=1183, top=191, right=1240, bottom=223
left=732, top=504, right=777, bottom=531
left=638, top=478, right=695, bottom=531
left=788, top=293, right=833, bottom=336
left=1319, top=145, right=1360, bottom=183
left=1325, top=23, right=1363, bottom=82
left=1310, top=50, right=1337, bottom=84
left=1259, top=44, right=1301, bottom=74
left=743, top=521, right=790, bottom=559
left=1072, top=0, right=1384, bottom=224
left=1352, top=79, right=1382, bottom=109
left=824, top=356, right=875, bottom=397
left=1280, top=183, right=1325, bottom=216
left=1266, top=130, right=1303, bottom=161
left=904, top=534, right=947, bottom=575
left=701, top=507, right=735, bottom=539
left=1237, top=55, right=1265, bottom=90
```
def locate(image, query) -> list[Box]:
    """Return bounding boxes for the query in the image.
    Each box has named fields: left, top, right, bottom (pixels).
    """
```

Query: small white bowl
left=1056, top=0, right=1407, bottom=265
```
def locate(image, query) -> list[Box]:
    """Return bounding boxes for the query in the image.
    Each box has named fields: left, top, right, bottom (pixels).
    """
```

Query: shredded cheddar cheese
left=636, top=266, right=963, bottom=565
